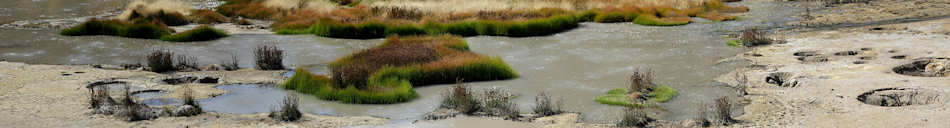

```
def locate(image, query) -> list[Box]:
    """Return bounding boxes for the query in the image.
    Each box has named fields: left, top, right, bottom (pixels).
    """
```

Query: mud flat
left=0, top=62, right=385, bottom=127
left=720, top=16, right=950, bottom=127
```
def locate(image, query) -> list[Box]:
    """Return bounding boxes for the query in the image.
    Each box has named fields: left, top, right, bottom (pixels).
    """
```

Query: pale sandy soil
left=719, top=17, right=950, bottom=128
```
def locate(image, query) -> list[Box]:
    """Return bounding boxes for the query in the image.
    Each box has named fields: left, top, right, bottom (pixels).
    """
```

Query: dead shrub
left=120, top=87, right=154, bottom=121
left=147, top=50, right=175, bottom=73
left=222, top=54, right=240, bottom=71
left=480, top=88, right=519, bottom=119
left=630, top=69, right=655, bottom=93
left=175, top=54, right=199, bottom=71
left=255, top=44, right=284, bottom=70
left=715, top=96, right=736, bottom=125
left=270, top=94, right=302, bottom=122
left=178, top=86, right=203, bottom=116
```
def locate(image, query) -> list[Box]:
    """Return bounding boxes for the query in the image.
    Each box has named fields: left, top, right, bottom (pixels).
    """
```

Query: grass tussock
left=147, top=50, right=175, bottom=73
left=269, top=94, right=302, bottom=122
left=255, top=44, right=285, bottom=70
left=160, top=26, right=229, bottom=42
left=128, top=9, right=190, bottom=26
left=61, top=19, right=171, bottom=39
left=282, top=35, right=517, bottom=104
left=192, top=9, right=230, bottom=24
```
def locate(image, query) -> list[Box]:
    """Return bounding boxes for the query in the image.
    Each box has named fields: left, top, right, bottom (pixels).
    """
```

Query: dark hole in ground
left=766, top=72, right=799, bottom=87
left=793, top=51, right=820, bottom=57
left=859, top=56, right=876, bottom=60
left=834, top=51, right=859, bottom=56
left=888, top=50, right=898, bottom=53
left=860, top=48, right=873, bottom=51
left=870, top=27, right=884, bottom=30
left=891, top=55, right=907, bottom=59
left=856, top=87, right=941, bottom=107
left=892, top=58, right=949, bottom=77
left=853, top=61, right=867, bottom=64
left=163, top=76, right=219, bottom=85
left=798, top=55, right=829, bottom=63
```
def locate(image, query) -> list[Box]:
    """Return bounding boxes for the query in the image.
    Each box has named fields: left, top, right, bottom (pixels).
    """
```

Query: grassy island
left=282, top=35, right=518, bottom=104
left=595, top=70, right=678, bottom=107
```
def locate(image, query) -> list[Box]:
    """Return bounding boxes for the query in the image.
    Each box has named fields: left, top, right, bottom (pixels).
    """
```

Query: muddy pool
left=0, top=0, right=805, bottom=126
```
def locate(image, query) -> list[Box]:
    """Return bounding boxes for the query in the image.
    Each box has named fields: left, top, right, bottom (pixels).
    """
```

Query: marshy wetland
left=3, top=0, right=950, bottom=127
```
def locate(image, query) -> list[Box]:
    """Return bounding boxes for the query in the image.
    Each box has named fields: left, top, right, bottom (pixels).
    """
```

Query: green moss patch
left=595, top=85, right=678, bottom=107
left=283, top=35, right=518, bottom=104
left=160, top=26, right=229, bottom=42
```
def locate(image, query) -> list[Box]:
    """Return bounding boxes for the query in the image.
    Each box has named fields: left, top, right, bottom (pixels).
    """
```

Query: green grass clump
left=160, top=26, right=229, bottom=42
left=595, top=85, right=678, bottom=107
left=61, top=19, right=171, bottom=39
left=283, top=35, right=517, bottom=104
left=726, top=39, right=742, bottom=47
left=633, top=15, right=691, bottom=26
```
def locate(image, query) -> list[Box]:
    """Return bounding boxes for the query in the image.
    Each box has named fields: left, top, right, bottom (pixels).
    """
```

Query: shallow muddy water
left=0, top=0, right=804, bottom=126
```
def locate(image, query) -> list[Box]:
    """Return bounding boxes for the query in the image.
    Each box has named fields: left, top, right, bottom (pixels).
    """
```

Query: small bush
left=192, top=9, right=229, bottom=24
left=481, top=88, right=520, bottom=119
left=175, top=55, right=199, bottom=71
left=147, top=50, right=175, bottom=73
left=533, top=91, right=563, bottom=116
left=255, top=44, right=284, bottom=70
left=179, top=86, right=203, bottom=116
left=270, top=94, right=302, bottom=122
left=740, top=28, right=771, bottom=47
left=222, top=54, right=240, bottom=71
left=160, top=26, right=229, bottom=42
left=617, top=108, right=653, bottom=127
left=440, top=79, right=480, bottom=114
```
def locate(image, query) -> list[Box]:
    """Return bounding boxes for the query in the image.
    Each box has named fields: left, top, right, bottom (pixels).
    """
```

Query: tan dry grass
left=117, top=0, right=193, bottom=21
